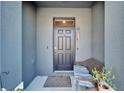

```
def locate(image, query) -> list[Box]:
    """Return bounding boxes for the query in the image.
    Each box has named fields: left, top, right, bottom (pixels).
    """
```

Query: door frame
left=53, top=17, right=76, bottom=71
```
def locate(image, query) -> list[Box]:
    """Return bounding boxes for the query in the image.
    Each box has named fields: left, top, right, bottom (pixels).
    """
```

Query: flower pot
left=97, top=81, right=110, bottom=91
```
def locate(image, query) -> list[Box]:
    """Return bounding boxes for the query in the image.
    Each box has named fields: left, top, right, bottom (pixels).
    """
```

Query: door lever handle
left=54, top=46, right=57, bottom=50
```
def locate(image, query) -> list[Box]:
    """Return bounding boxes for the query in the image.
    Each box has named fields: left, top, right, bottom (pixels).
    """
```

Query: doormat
left=44, top=76, right=71, bottom=87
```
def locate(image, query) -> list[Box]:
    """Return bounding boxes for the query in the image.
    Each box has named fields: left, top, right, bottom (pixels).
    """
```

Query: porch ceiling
left=32, top=1, right=96, bottom=8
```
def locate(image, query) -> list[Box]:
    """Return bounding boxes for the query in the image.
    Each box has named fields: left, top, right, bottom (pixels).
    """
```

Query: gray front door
left=54, top=26, right=75, bottom=70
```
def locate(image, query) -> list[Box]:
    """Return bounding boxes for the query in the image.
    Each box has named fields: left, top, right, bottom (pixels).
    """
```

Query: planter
left=97, top=81, right=114, bottom=91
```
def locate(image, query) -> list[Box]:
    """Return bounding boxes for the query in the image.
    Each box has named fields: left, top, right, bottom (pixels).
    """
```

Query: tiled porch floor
left=25, top=71, right=97, bottom=91
left=25, top=71, right=86, bottom=91
left=25, top=76, right=80, bottom=91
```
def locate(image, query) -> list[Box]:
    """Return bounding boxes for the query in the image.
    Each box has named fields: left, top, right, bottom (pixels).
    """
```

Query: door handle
left=54, top=46, right=57, bottom=54
left=54, top=46, right=57, bottom=50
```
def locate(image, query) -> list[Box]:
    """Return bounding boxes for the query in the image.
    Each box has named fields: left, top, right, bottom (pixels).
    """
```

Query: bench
left=74, top=58, right=104, bottom=90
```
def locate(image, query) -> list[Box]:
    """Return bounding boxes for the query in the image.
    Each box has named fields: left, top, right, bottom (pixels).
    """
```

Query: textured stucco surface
left=92, top=2, right=104, bottom=63
left=0, top=1, right=1, bottom=75
left=1, top=1, right=22, bottom=89
left=22, top=2, right=36, bottom=88
left=105, top=1, right=124, bottom=90
left=36, top=8, right=92, bottom=75
left=0, top=2, right=1, bottom=90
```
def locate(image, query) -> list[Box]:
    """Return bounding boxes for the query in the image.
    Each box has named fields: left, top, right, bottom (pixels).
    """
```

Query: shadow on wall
left=22, top=2, right=36, bottom=88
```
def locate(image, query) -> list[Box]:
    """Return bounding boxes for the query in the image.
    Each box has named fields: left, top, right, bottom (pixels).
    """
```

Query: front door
left=53, top=18, right=75, bottom=71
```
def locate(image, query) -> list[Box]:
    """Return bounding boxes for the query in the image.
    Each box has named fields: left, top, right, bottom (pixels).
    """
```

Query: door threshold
left=54, top=70, right=74, bottom=76
left=54, top=71, right=74, bottom=73
left=54, top=70, right=74, bottom=74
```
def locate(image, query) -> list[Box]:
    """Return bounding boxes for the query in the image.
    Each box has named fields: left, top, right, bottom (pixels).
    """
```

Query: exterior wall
left=36, top=8, right=92, bottom=75
left=22, top=2, right=36, bottom=88
left=1, top=1, right=22, bottom=89
left=0, top=1, right=1, bottom=74
left=0, top=1, right=1, bottom=90
left=105, top=1, right=124, bottom=90
left=92, top=2, right=104, bottom=63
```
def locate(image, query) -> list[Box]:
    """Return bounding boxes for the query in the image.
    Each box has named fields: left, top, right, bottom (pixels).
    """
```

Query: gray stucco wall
left=105, top=1, right=124, bottom=90
left=36, top=8, right=92, bottom=75
left=0, top=2, right=1, bottom=90
left=92, top=2, right=104, bottom=63
left=1, top=1, right=22, bottom=90
left=22, top=2, right=36, bottom=88
left=0, top=2, right=1, bottom=74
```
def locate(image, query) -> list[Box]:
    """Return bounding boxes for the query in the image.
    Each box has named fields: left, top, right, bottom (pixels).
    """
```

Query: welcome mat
left=44, top=76, right=71, bottom=87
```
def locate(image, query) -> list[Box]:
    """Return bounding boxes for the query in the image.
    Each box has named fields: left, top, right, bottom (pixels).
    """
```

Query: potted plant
left=92, top=67, right=116, bottom=91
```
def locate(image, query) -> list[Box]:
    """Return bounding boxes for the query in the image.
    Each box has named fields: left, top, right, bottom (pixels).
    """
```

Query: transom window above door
left=54, top=17, right=75, bottom=27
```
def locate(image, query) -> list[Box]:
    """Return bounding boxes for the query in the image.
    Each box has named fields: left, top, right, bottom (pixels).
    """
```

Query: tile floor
left=25, top=71, right=90, bottom=91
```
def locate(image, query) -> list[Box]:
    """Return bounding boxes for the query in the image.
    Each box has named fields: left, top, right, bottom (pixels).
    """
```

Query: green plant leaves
left=92, top=67, right=116, bottom=90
